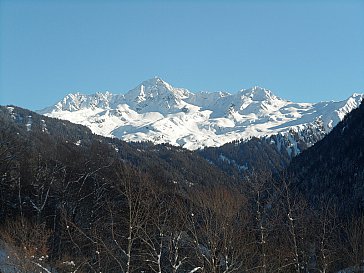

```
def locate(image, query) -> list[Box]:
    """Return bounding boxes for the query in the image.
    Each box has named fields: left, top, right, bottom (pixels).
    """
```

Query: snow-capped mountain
left=39, top=77, right=364, bottom=150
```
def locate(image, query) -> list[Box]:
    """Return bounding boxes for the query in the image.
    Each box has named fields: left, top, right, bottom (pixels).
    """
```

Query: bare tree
left=118, top=168, right=150, bottom=272
left=139, top=186, right=168, bottom=273
left=312, top=197, right=339, bottom=273
left=140, top=184, right=200, bottom=273
left=245, top=170, right=274, bottom=273
left=88, top=163, right=151, bottom=273
left=0, top=217, right=53, bottom=272
left=29, top=154, right=59, bottom=223
left=343, top=215, right=364, bottom=272
left=186, top=185, right=250, bottom=273
left=274, top=175, right=310, bottom=273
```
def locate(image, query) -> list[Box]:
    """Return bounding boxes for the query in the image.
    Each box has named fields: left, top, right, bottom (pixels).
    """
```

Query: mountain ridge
left=39, top=77, right=364, bottom=150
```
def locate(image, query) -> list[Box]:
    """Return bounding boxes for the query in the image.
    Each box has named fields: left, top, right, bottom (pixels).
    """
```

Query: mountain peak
left=124, top=77, right=189, bottom=105
left=240, top=86, right=279, bottom=102
left=122, top=77, right=192, bottom=114
left=140, top=77, right=173, bottom=90
left=351, top=92, right=364, bottom=99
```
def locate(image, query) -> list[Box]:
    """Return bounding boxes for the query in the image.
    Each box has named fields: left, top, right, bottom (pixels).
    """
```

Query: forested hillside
left=289, top=99, right=364, bottom=216
left=0, top=105, right=363, bottom=272
left=198, top=137, right=291, bottom=177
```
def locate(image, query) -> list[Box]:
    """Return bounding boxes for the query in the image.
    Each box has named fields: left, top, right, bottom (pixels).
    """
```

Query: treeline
left=198, top=121, right=328, bottom=179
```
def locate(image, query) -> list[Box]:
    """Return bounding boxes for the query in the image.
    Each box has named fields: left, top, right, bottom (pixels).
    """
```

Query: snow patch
left=38, top=78, right=364, bottom=150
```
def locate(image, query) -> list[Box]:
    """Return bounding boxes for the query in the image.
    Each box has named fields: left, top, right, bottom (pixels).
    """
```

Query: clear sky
left=1, top=0, right=363, bottom=110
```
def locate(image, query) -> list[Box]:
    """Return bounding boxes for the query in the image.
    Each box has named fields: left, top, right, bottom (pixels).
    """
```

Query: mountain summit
left=123, top=77, right=191, bottom=114
left=39, top=78, right=363, bottom=150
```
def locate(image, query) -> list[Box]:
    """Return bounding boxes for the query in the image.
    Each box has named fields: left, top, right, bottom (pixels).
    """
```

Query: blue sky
left=1, top=0, right=363, bottom=110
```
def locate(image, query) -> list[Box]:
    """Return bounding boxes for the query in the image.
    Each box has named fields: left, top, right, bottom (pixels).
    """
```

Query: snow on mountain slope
left=39, top=77, right=364, bottom=150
